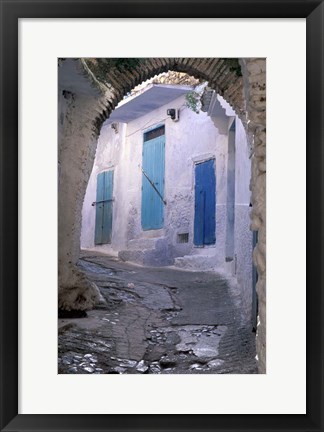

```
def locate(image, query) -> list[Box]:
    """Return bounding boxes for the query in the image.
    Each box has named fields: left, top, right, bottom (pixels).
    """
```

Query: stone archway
left=58, top=58, right=266, bottom=372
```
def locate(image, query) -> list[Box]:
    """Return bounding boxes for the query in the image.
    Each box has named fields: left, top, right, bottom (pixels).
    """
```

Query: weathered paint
left=94, top=170, right=113, bottom=244
left=225, top=119, right=236, bottom=260
left=194, top=159, right=216, bottom=246
left=80, top=90, right=252, bottom=322
left=82, top=94, right=226, bottom=265
left=141, top=131, right=165, bottom=230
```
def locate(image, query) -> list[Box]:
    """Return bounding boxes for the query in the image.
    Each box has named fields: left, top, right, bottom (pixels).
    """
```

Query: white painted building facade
left=81, top=84, right=254, bottom=321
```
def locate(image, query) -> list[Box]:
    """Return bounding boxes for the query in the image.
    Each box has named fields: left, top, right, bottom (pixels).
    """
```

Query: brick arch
left=58, top=57, right=266, bottom=372
left=84, top=58, right=246, bottom=129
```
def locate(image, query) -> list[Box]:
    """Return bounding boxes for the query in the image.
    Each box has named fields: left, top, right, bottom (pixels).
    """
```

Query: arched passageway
left=58, top=58, right=266, bottom=372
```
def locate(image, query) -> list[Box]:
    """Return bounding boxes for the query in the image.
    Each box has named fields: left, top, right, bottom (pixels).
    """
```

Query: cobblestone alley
left=58, top=252, right=257, bottom=374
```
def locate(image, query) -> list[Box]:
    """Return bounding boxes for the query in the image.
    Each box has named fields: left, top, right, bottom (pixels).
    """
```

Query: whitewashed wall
left=233, top=117, right=253, bottom=321
left=81, top=122, right=127, bottom=255
left=81, top=93, right=252, bottom=319
left=81, top=91, right=253, bottom=320
left=81, top=94, right=226, bottom=262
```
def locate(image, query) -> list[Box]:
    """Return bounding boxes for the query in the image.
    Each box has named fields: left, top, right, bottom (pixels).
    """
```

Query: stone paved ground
left=58, top=252, right=257, bottom=374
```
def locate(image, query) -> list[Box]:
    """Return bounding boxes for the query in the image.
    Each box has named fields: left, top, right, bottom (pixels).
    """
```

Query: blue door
left=94, top=170, right=114, bottom=245
left=194, top=159, right=216, bottom=246
left=141, top=126, right=165, bottom=230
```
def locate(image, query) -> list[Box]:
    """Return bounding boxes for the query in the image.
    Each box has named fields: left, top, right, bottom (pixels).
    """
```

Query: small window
left=177, top=233, right=189, bottom=244
left=144, top=125, right=165, bottom=142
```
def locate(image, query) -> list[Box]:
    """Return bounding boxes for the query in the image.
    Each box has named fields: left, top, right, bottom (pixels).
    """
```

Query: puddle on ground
left=171, top=325, right=227, bottom=358
left=78, top=260, right=116, bottom=275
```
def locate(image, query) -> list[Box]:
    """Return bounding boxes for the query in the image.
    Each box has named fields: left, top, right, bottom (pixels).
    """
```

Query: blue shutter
left=194, top=159, right=216, bottom=246
left=94, top=170, right=114, bottom=244
left=101, top=170, right=113, bottom=244
left=141, top=134, right=165, bottom=230
left=95, top=172, right=105, bottom=245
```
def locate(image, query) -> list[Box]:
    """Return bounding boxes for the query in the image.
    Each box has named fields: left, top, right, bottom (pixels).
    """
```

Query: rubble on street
left=58, top=253, right=257, bottom=374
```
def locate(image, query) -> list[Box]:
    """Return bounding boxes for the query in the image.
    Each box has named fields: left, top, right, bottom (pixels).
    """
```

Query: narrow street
left=58, top=252, right=257, bottom=374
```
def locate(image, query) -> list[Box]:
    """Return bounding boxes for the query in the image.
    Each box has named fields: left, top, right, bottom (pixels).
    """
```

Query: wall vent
left=144, top=125, right=165, bottom=141
left=177, top=233, right=189, bottom=243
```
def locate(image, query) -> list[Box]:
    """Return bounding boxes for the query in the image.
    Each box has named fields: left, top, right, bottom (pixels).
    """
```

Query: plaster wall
left=81, top=122, right=128, bottom=254
left=233, top=118, right=253, bottom=321
left=80, top=91, right=252, bottom=322
left=214, top=95, right=253, bottom=321
left=57, top=83, right=107, bottom=312
left=81, top=94, right=228, bottom=265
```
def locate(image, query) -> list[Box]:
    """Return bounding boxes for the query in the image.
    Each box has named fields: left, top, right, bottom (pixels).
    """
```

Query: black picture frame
left=1, top=1, right=323, bottom=431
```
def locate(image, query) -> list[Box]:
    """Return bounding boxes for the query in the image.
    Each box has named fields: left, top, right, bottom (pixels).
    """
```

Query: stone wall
left=240, top=58, right=266, bottom=373
left=58, top=57, right=266, bottom=373
left=131, top=71, right=200, bottom=96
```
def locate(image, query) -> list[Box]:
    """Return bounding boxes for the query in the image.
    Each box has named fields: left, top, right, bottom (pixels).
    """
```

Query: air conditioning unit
left=167, top=108, right=179, bottom=122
